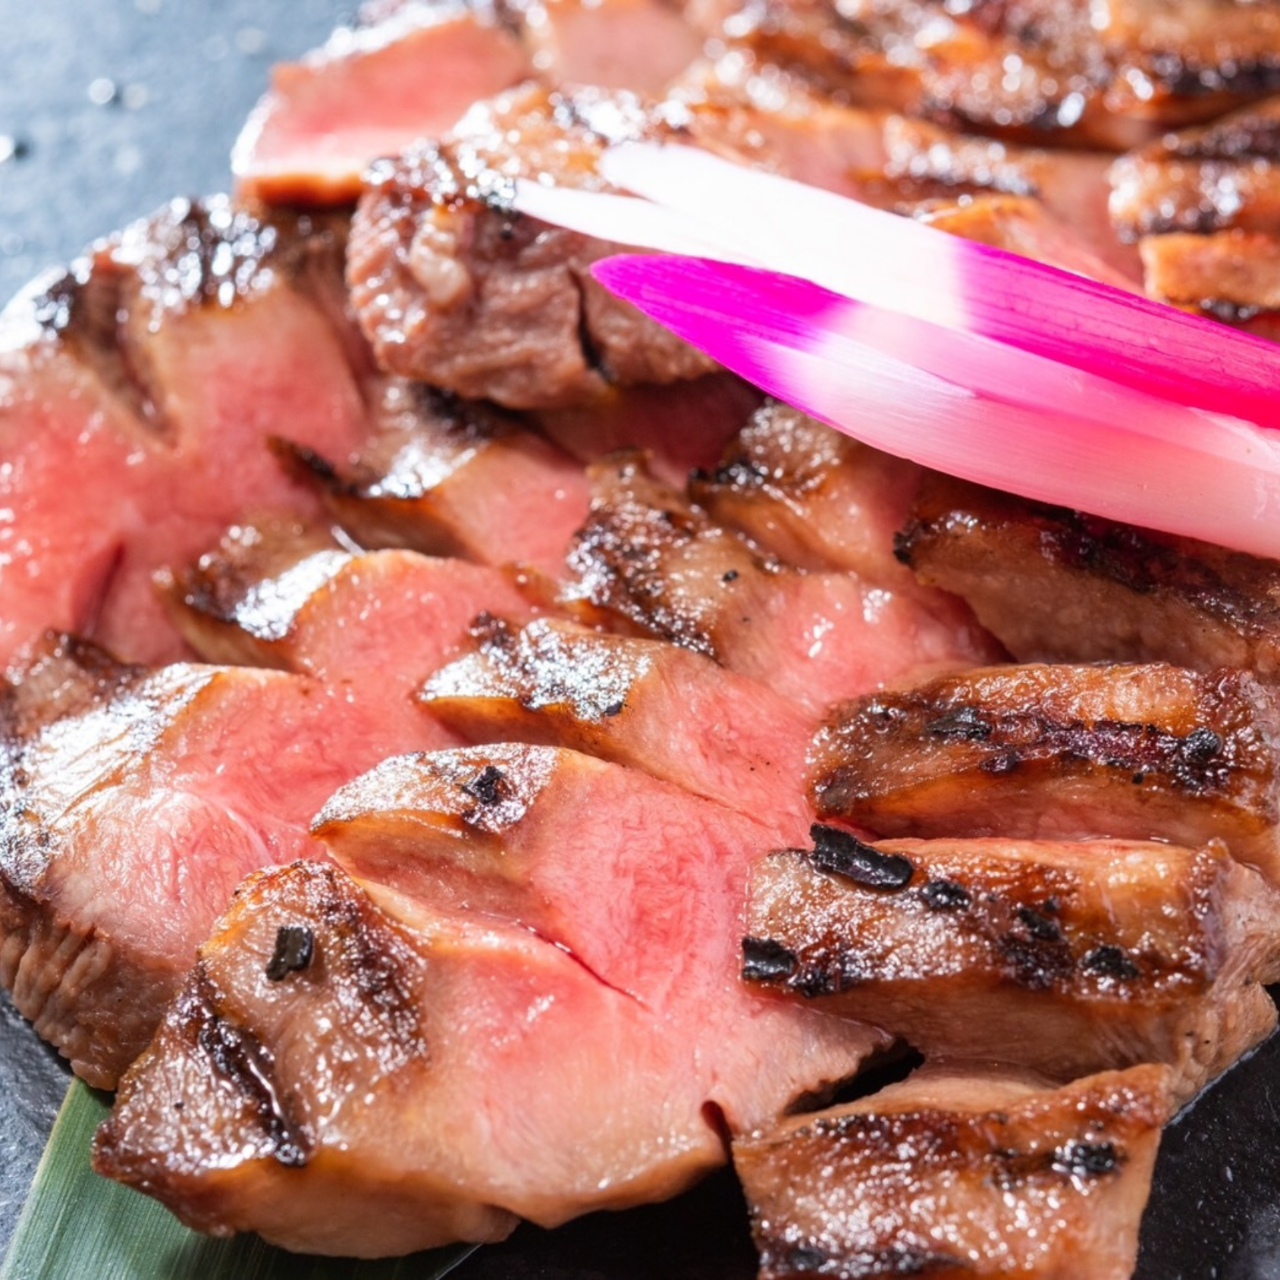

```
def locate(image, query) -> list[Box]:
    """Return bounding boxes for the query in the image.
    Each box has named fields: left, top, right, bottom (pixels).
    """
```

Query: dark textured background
left=1, top=3, right=1279, bottom=1275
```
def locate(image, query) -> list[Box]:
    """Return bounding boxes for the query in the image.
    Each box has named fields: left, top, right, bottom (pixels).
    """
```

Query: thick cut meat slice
left=0, top=634, right=452, bottom=1086
left=275, top=379, right=590, bottom=576
left=876, top=117, right=1141, bottom=282
left=533, top=373, right=763, bottom=489
left=163, top=525, right=533, bottom=686
left=688, top=400, right=926, bottom=588
left=897, top=473, right=1280, bottom=682
left=347, top=84, right=718, bottom=409
left=232, top=2, right=533, bottom=206
left=232, top=0, right=704, bottom=207
left=96, top=820, right=880, bottom=1252
left=743, top=830, right=1280, bottom=1093
left=734, top=1062, right=1175, bottom=1280
left=917, top=195, right=1141, bottom=288
left=0, top=200, right=371, bottom=669
left=811, top=663, right=1280, bottom=881
left=1110, top=99, right=1280, bottom=241
left=717, top=0, right=1280, bottom=150
left=1138, top=229, right=1280, bottom=318
left=420, top=614, right=814, bottom=833
left=565, top=454, right=998, bottom=714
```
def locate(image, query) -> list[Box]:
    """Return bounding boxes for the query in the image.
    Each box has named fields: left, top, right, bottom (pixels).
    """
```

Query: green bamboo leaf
left=2, top=1082, right=476, bottom=1280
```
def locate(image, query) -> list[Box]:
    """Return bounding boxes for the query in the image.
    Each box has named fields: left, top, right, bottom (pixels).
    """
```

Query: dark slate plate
left=0, top=3, right=1278, bottom=1275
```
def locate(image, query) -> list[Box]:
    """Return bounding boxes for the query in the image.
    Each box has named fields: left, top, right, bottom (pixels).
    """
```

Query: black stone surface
left=0, top=3, right=1278, bottom=1276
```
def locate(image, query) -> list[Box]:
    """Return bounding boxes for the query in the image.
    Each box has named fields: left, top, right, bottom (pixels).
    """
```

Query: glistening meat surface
left=0, top=200, right=371, bottom=670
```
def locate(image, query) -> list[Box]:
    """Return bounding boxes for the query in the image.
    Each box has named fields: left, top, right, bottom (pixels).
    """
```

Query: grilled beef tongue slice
left=532, top=372, right=763, bottom=489
left=564, top=453, right=999, bottom=714
left=897, top=473, right=1280, bottom=682
left=743, top=833, right=1280, bottom=1095
left=346, top=84, right=719, bottom=410
left=232, top=0, right=705, bottom=208
left=161, top=524, right=534, bottom=684
left=734, top=1061, right=1176, bottom=1280
left=1110, top=98, right=1280, bottom=242
left=716, top=0, right=1280, bottom=150
left=1137, top=229, right=1280, bottom=328
left=273, top=379, right=591, bottom=575
left=95, top=791, right=881, bottom=1254
left=231, top=1, right=532, bottom=207
left=0, top=634, right=456, bottom=1087
left=0, top=200, right=370, bottom=669
left=811, top=662, right=1280, bottom=883
left=420, top=615, right=815, bottom=835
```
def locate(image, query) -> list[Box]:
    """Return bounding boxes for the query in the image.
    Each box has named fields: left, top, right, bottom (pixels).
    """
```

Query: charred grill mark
left=181, top=973, right=312, bottom=1167
left=265, top=925, right=315, bottom=981
left=808, top=825, right=915, bottom=891
left=758, top=1239, right=962, bottom=1278
left=742, top=936, right=800, bottom=983
left=316, top=888, right=425, bottom=1061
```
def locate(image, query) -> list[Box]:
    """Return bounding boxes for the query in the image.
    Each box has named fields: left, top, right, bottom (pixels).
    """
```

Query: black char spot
left=1053, top=1140, right=1120, bottom=1178
left=463, top=764, right=507, bottom=806
left=809, top=824, right=914, bottom=891
left=265, top=924, right=315, bottom=981
left=1016, top=905, right=1064, bottom=943
left=1082, top=944, right=1141, bottom=980
left=921, top=879, right=971, bottom=911
left=924, top=706, right=992, bottom=741
left=742, top=936, right=799, bottom=983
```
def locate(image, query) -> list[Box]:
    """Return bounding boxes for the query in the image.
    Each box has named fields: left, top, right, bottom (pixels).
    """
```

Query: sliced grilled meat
left=96, top=803, right=881, bottom=1253
left=0, top=634, right=453, bottom=1086
left=232, top=1, right=532, bottom=206
left=347, top=84, right=718, bottom=409
left=533, top=372, right=763, bottom=489
left=877, top=116, right=1141, bottom=281
left=688, top=400, right=926, bottom=588
left=162, top=526, right=533, bottom=685
left=232, top=0, right=705, bottom=207
left=1110, top=98, right=1280, bottom=241
left=420, top=614, right=814, bottom=833
left=897, top=473, right=1280, bottom=682
left=717, top=0, right=1280, bottom=151
left=1138, top=229, right=1280, bottom=321
left=274, top=378, right=591, bottom=575
left=811, top=663, right=1280, bottom=881
left=0, top=200, right=370, bottom=668
left=743, top=833, right=1280, bottom=1092
left=565, top=454, right=999, bottom=714
left=735, top=1062, right=1175, bottom=1280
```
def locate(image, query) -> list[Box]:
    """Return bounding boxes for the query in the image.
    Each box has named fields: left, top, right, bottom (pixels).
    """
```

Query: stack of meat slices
left=5, top=1, right=1280, bottom=1274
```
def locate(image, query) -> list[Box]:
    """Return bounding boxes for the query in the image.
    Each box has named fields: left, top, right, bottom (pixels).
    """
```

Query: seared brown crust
left=743, top=832, right=1280, bottom=1090
left=0, top=636, right=214, bottom=1082
left=719, top=0, right=1280, bottom=150
left=273, top=378, right=589, bottom=571
left=1110, top=99, right=1280, bottom=241
left=346, top=84, right=715, bottom=409
left=688, top=400, right=924, bottom=587
left=419, top=614, right=816, bottom=832
left=160, top=520, right=354, bottom=668
left=92, top=861, right=516, bottom=1256
left=897, top=473, right=1280, bottom=680
left=735, top=1063, right=1176, bottom=1280
left=1138, top=228, right=1280, bottom=314
left=26, top=199, right=353, bottom=432
left=810, top=663, right=1280, bottom=878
